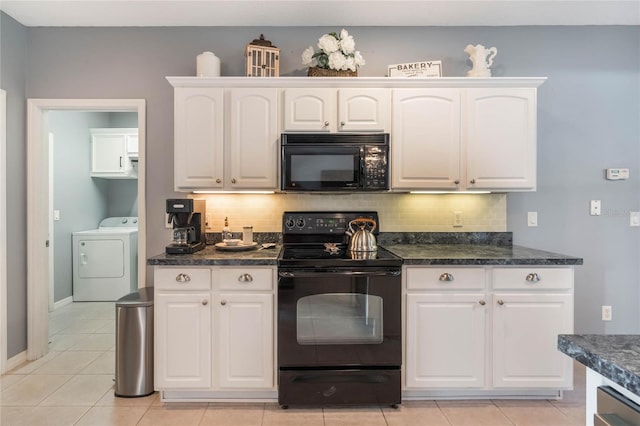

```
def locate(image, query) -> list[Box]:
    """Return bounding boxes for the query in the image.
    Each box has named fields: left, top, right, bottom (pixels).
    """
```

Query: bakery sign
left=387, top=60, right=442, bottom=77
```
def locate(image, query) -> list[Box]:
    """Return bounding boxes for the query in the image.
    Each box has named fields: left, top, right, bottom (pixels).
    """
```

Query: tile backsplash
left=197, top=193, right=506, bottom=233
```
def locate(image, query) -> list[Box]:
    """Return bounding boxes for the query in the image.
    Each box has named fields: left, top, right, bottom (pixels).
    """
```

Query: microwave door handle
left=359, top=147, right=365, bottom=188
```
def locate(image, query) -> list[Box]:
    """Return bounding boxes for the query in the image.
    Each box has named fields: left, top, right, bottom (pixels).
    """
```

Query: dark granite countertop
left=148, top=232, right=582, bottom=267
left=147, top=244, right=281, bottom=266
left=558, top=334, right=640, bottom=396
left=383, top=244, right=583, bottom=266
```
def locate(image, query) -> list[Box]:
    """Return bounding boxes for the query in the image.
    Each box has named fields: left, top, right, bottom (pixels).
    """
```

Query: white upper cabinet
left=391, top=86, right=539, bottom=192
left=174, top=87, right=224, bottom=190
left=465, top=88, right=537, bottom=190
left=391, top=89, right=461, bottom=189
left=167, top=77, right=543, bottom=192
left=228, top=88, right=279, bottom=189
left=173, top=86, right=278, bottom=191
left=283, top=88, right=390, bottom=132
left=90, top=128, right=138, bottom=179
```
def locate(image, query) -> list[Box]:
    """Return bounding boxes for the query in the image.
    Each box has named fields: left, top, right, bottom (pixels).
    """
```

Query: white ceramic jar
left=196, top=51, right=220, bottom=77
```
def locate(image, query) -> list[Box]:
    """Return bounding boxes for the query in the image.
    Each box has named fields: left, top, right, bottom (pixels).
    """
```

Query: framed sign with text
left=387, top=60, right=442, bottom=78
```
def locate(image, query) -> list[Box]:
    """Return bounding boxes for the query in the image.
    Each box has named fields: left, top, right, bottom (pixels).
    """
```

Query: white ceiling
left=1, top=0, right=639, bottom=27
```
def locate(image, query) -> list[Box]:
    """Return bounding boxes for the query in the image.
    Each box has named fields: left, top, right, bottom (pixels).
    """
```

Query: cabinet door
left=92, top=133, right=128, bottom=173
left=155, top=292, right=212, bottom=389
left=406, top=293, right=486, bottom=388
left=492, top=293, right=573, bottom=388
left=465, top=88, right=536, bottom=190
left=338, top=88, right=390, bottom=132
left=391, top=89, right=461, bottom=189
left=283, top=88, right=335, bottom=132
left=174, top=87, right=224, bottom=190
left=217, top=293, right=274, bottom=389
left=229, top=89, right=278, bottom=189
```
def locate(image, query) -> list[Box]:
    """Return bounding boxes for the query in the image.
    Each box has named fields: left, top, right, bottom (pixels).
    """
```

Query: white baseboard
left=53, top=296, right=73, bottom=311
left=4, top=350, right=27, bottom=373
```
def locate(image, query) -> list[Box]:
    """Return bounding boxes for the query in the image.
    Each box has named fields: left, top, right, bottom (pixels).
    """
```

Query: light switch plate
left=527, top=212, right=538, bottom=227
left=631, top=211, right=640, bottom=227
left=590, top=200, right=601, bottom=216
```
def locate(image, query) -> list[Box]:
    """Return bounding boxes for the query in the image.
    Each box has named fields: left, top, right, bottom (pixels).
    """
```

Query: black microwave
left=280, top=133, right=390, bottom=192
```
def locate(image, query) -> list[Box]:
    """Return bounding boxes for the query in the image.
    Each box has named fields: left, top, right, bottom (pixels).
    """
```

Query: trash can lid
left=116, top=288, right=154, bottom=307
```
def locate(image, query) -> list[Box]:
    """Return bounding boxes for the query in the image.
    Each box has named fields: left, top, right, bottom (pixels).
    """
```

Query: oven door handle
left=279, top=270, right=401, bottom=278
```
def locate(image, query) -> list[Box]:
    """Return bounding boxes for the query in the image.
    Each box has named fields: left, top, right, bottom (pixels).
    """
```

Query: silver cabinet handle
left=470, top=179, right=476, bottom=184
left=216, top=178, right=222, bottom=183
left=479, top=300, right=486, bottom=306
left=221, top=300, right=227, bottom=306
left=526, top=272, right=541, bottom=282
left=119, top=156, right=123, bottom=168
left=323, top=121, right=330, bottom=127
left=238, top=273, right=253, bottom=283
left=202, top=299, right=208, bottom=306
left=439, top=273, right=454, bottom=282
left=175, top=273, right=191, bottom=283
left=231, top=178, right=237, bottom=184
left=497, top=300, right=505, bottom=306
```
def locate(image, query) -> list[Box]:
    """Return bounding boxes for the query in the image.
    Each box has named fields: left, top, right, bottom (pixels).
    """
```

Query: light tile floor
left=1, top=301, right=586, bottom=425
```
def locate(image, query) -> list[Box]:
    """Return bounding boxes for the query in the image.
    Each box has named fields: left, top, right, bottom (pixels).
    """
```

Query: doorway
left=26, top=99, right=146, bottom=360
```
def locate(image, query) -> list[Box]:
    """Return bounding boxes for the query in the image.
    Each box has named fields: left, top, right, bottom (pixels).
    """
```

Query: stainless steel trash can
left=115, top=288, right=154, bottom=397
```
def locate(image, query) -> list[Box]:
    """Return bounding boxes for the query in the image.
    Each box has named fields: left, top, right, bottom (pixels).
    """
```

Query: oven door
left=281, top=145, right=362, bottom=191
left=277, top=267, right=401, bottom=368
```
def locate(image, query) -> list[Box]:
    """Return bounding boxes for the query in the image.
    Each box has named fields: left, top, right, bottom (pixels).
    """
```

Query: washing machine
left=72, top=217, right=138, bottom=301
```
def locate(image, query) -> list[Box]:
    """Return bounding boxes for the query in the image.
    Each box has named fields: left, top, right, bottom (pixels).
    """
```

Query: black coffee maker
left=166, top=198, right=206, bottom=254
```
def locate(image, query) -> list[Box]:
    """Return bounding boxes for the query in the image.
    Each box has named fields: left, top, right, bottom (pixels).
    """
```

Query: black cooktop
left=279, top=211, right=402, bottom=268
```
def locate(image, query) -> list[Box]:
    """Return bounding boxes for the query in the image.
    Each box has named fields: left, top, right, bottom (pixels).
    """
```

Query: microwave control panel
left=363, top=145, right=388, bottom=190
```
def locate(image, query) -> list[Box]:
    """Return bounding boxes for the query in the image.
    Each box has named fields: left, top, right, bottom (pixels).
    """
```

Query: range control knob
left=285, top=218, right=295, bottom=228
left=296, top=218, right=305, bottom=228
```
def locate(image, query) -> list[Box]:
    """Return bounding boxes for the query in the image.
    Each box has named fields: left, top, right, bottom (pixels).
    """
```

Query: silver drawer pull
left=526, top=273, right=541, bottom=282
left=202, top=299, right=208, bottom=306
left=238, top=273, right=253, bottom=283
left=175, top=273, right=191, bottom=283
left=439, top=273, right=454, bottom=282
left=479, top=300, right=486, bottom=306
left=497, top=300, right=505, bottom=306
left=221, top=300, right=227, bottom=306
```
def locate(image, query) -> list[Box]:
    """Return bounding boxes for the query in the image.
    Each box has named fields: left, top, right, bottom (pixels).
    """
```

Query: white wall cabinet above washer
left=90, top=128, right=138, bottom=179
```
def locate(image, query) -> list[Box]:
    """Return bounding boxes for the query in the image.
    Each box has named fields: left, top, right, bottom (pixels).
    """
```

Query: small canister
left=242, top=226, right=253, bottom=245
left=196, top=51, right=220, bottom=77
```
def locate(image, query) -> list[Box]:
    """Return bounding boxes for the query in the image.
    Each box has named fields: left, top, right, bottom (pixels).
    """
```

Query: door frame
left=1, top=89, right=7, bottom=373
left=26, top=98, right=146, bottom=360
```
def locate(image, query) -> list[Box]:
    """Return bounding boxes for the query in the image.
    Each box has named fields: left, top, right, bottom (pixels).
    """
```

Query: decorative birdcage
left=245, top=34, right=280, bottom=77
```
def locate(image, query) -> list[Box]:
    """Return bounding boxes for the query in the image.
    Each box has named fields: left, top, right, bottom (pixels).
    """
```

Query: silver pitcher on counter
left=346, top=218, right=378, bottom=252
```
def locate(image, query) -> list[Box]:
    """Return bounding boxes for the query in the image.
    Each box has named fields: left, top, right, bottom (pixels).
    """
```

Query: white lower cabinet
left=154, top=266, right=275, bottom=397
left=405, top=266, right=574, bottom=395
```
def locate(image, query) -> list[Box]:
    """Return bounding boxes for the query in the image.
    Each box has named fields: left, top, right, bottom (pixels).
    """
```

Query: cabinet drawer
left=219, top=267, right=274, bottom=291
left=406, top=267, right=485, bottom=290
left=154, top=267, right=212, bottom=291
left=492, top=268, right=573, bottom=290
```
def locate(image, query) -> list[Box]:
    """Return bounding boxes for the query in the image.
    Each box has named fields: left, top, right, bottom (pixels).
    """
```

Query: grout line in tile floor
left=0, top=301, right=586, bottom=425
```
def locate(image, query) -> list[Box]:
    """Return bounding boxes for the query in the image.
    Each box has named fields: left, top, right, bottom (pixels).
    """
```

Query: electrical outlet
left=602, top=305, right=612, bottom=321
left=205, top=214, right=213, bottom=229
left=590, top=200, right=601, bottom=216
left=453, top=211, right=463, bottom=227
left=527, top=211, right=538, bottom=227
left=630, top=211, right=640, bottom=227
left=164, top=213, right=172, bottom=229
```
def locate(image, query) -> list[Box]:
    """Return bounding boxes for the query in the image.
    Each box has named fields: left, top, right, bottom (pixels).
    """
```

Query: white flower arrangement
left=302, top=29, right=365, bottom=72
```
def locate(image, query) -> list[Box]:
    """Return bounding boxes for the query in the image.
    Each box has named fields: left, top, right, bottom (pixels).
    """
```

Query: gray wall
left=1, top=12, right=28, bottom=358
left=2, top=20, right=639, bottom=357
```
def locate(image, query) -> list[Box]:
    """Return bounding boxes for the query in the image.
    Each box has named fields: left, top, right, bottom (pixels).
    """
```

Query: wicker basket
left=307, top=67, right=357, bottom=77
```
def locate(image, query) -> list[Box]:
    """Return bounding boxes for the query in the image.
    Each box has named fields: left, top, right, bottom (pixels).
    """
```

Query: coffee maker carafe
left=166, top=198, right=206, bottom=254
